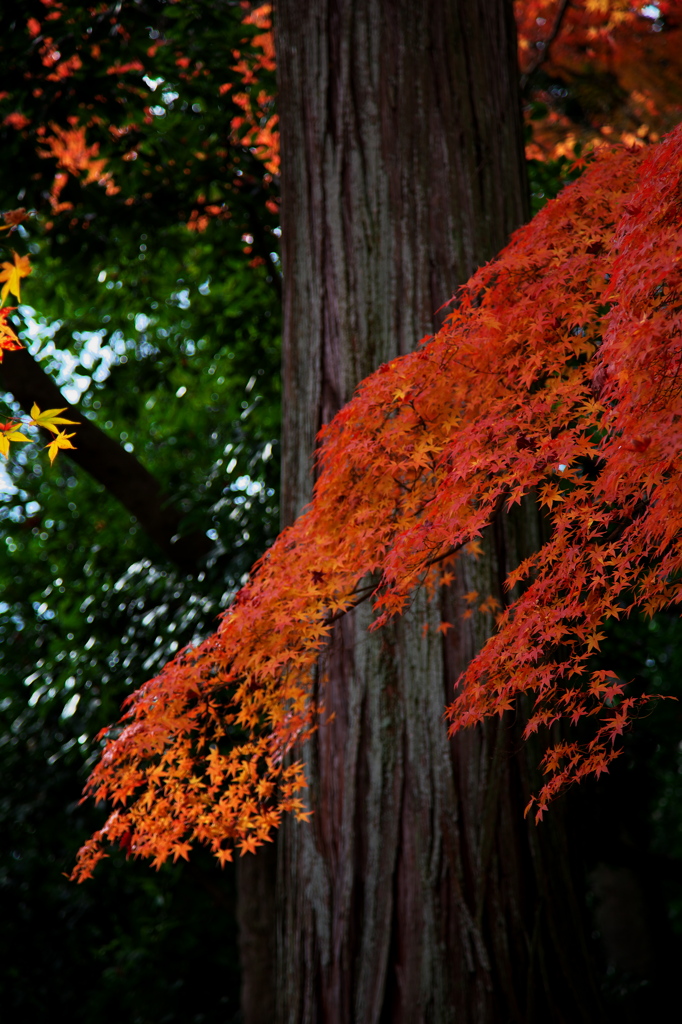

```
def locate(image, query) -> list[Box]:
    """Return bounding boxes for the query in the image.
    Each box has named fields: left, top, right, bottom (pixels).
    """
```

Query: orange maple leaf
left=0, top=308, right=22, bottom=360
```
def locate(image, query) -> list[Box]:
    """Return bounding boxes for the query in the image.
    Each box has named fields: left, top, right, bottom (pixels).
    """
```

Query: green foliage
left=526, top=151, right=583, bottom=215
left=0, top=2, right=281, bottom=1014
left=0, top=218, right=280, bottom=1021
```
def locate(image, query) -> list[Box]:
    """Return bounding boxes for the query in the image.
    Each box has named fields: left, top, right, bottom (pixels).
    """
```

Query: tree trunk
left=277, top=0, right=527, bottom=529
left=239, top=2, right=603, bottom=1021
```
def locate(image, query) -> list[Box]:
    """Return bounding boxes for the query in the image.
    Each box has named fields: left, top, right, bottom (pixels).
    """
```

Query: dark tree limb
left=0, top=346, right=212, bottom=573
left=520, top=0, right=572, bottom=90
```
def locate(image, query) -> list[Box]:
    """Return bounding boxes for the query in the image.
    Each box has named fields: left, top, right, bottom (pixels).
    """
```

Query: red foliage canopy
left=72, top=122, right=682, bottom=880
left=518, top=1, right=682, bottom=159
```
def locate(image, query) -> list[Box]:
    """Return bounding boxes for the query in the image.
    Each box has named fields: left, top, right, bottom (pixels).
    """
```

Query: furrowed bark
left=0, top=346, right=211, bottom=572
left=277, top=0, right=528, bottom=528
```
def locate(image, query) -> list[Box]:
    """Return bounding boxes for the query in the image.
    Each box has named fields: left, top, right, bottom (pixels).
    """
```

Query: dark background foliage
left=0, top=3, right=280, bottom=1018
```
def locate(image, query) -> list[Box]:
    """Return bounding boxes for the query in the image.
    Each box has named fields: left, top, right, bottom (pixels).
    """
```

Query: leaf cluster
left=71, top=125, right=682, bottom=878
left=518, top=1, right=682, bottom=200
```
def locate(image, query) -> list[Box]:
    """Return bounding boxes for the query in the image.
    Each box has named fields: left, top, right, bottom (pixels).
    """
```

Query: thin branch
left=323, top=541, right=467, bottom=626
left=520, top=0, right=572, bottom=91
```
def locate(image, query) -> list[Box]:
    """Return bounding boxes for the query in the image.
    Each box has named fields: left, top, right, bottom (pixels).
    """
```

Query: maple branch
left=323, top=486, right=514, bottom=627
left=0, top=346, right=212, bottom=573
left=324, top=541, right=468, bottom=626
left=520, top=0, right=572, bottom=90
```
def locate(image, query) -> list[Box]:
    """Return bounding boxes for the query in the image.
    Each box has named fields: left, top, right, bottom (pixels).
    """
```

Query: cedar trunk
left=240, top=2, right=601, bottom=1021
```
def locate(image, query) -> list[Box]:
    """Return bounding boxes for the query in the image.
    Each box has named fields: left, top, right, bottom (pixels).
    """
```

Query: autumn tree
left=72, top=2, right=624, bottom=1022
left=4, top=3, right=682, bottom=1023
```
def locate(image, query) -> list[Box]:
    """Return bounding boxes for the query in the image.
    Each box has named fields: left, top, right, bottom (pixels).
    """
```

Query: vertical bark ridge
left=278, top=0, right=527, bottom=526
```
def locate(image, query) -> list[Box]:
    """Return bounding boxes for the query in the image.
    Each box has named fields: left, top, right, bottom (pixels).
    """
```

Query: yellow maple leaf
left=44, top=429, right=76, bottom=464
left=0, top=251, right=31, bottom=306
left=0, top=423, right=32, bottom=458
left=30, top=404, right=79, bottom=434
